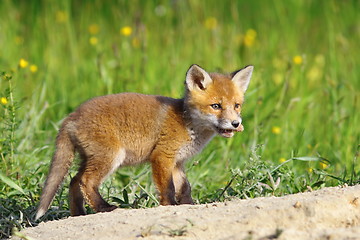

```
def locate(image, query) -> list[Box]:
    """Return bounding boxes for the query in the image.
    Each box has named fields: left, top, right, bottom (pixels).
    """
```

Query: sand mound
left=15, top=185, right=360, bottom=240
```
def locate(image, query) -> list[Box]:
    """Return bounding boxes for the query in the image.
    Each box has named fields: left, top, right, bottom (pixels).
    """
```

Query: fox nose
left=231, top=120, right=240, bottom=128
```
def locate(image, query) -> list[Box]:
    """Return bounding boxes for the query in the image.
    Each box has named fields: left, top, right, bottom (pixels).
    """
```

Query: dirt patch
left=15, top=185, right=360, bottom=240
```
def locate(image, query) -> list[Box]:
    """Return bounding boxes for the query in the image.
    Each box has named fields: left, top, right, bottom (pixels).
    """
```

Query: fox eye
left=234, top=103, right=240, bottom=109
left=211, top=103, right=222, bottom=110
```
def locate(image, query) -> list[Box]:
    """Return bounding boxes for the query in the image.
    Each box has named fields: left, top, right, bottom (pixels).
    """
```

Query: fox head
left=184, top=64, right=253, bottom=138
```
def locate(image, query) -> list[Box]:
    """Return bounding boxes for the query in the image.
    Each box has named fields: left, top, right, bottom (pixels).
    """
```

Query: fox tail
left=35, top=121, right=75, bottom=220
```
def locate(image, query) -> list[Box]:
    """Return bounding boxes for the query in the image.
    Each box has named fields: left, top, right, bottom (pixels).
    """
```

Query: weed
left=0, top=72, right=18, bottom=175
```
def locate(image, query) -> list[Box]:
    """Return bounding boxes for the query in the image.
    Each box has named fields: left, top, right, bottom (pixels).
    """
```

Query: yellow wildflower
left=19, top=58, right=29, bottom=68
left=89, top=37, right=98, bottom=45
left=293, top=55, right=303, bottom=65
left=246, top=29, right=257, bottom=38
left=1, top=97, right=8, bottom=105
left=319, top=162, right=328, bottom=169
left=204, top=17, right=218, bottom=30
left=56, top=11, right=68, bottom=23
left=279, top=158, right=286, bottom=163
left=88, top=24, right=100, bottom=35
left=307, top=168, right=313, bottom=173
left=120, top=26, right=132, bottom=36
left=243, top=29, right=257, bottom=47
left=271, top=126, right=281, bottom=135
left=30, top=64, right=38, bottom=73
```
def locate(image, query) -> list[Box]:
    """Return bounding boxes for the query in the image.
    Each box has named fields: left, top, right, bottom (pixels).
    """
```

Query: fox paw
left=98, top=205, right=117, bottom=213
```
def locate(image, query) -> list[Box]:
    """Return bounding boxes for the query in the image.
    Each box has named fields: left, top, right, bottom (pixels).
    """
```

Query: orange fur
left=35, top=64, right=253, bottom=220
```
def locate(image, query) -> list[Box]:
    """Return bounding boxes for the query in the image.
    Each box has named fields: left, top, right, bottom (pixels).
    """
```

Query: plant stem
left=7, top=74, right=16, bottom=171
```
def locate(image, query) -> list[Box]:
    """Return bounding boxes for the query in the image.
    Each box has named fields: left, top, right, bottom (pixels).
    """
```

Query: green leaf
left=292, top=156, right=329, bottom=163
left=123, top=189, right=129, bottom=204
left=0, top=171, right=26, bottom=195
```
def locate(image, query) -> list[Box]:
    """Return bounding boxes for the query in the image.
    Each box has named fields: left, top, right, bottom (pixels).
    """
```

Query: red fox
left=35, top=64, right=253, bottom=220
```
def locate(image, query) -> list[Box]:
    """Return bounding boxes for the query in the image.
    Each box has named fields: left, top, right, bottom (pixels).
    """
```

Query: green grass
left=1, top=0, right=359, bottom=238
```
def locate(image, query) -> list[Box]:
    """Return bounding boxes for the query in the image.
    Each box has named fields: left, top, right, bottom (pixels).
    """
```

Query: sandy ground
left=15, top=185, right=360, bottom=240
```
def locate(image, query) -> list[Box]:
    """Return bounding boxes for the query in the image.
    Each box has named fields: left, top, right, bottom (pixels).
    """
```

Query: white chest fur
left=175, top=127, right=215, bottom=163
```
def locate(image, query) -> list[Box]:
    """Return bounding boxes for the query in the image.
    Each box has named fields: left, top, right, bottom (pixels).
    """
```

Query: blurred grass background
left=0, top=0, right=359, bottom=237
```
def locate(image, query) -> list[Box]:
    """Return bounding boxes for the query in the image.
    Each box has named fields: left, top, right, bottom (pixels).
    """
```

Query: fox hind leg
left=78, top=158, right=117, bottom=213
left=70, top=148, right=124, bottom=215
left=69, top=171, right=86, bottom=216
left=69, top=165, right=117, bottom=216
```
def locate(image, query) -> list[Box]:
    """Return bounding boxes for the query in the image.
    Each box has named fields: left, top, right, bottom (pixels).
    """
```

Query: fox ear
left=185, top=64, right=213, bottom=91
left=231, top=65, right=254, bottom=93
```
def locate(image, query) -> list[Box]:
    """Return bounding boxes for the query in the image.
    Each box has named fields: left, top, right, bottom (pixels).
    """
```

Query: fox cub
left=35, top=64, right=253, bottom=220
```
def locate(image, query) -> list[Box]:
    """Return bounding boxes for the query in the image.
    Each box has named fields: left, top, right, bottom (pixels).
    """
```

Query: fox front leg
left=172, top=163, right=193, bottom=204
left=150, top=152, right=177, bottom=205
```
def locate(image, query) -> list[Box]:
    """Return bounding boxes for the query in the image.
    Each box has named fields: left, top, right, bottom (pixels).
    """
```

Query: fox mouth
left=216, top=125, right=244, bottom=138
left=216, top=128, right=235, bottom=138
